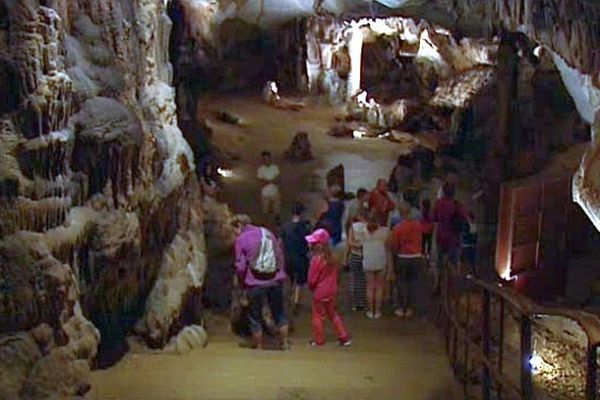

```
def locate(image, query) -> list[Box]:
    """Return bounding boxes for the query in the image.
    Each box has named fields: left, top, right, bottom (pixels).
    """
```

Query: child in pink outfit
left=305, top=228, right=351, bottom=347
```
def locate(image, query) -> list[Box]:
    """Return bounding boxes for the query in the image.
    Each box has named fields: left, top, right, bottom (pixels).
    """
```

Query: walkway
left=89, top=95, right=456, bottom=400
left=89, top=311, right=455, bottom=400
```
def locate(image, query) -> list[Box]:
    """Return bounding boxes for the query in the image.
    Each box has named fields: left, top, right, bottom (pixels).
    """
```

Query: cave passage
left=3, top=1, right=600, bottom=400
left=89, top=96, right=456, bottom=400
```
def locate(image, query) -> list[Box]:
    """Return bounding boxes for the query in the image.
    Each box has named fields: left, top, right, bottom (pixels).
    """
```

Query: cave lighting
left=533, top=45, right=543, bottom=58
left=270, top=81, right=279, bottom=94
left=499, top=265, right=514, bottom=281
left=217, top=167, right=233, bottom=178
left=529, top=353, right=555, bottom=376
left=352, top=130, right=366, bottom=139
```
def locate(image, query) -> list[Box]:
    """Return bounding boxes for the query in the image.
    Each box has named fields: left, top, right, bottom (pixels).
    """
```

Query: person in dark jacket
left=280, top=202, right=312, bottom=314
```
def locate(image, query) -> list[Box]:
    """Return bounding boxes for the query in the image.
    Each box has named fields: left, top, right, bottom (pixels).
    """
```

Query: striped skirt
left=348, top=252, right=367, bottom=310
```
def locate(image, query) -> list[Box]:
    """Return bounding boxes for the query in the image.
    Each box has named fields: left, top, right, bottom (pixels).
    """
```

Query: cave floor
left=89, top=95, right=457, bottom=400
left=89, top=310, right=456, bottom=400
left=196, top=94, right=421, bottom=225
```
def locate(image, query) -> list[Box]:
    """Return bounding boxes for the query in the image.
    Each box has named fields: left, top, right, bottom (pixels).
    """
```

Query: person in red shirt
left=390, top=203, right=426, bottom=318
left=306, top=228, right=352, bottom=347
left=369, top=179, right=396, bottom=226
left=433, top=183, right=468, bottom=272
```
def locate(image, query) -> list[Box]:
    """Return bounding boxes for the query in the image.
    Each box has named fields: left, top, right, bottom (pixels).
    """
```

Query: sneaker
left=405, top=308, right=414, bottom=319
left=394, top=308, right=405, bottom=317
left=307, top=340, right=323, bottom=347
left=374, top=312, right=382, bottom=319
left=280, top=339, right=292, bottom=351
left=339, top=339, right=352, bottom=347
left=365, top=311, right=374, bottom=319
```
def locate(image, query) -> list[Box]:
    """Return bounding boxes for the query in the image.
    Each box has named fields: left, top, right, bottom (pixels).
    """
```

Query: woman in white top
left=361, top=216, right=390, bottom=319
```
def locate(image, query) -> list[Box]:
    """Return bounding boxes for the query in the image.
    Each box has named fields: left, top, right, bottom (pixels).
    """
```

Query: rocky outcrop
left=0, top=0, right=207, bottom=397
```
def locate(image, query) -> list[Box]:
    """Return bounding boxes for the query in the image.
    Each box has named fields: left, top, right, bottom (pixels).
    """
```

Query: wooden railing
left=439, top=269, right=600, bottom=400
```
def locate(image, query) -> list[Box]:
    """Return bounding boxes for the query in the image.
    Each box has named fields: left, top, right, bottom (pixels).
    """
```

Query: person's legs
left=393, top=257, right=405, bottom=316
left=349, top=253, right=366, bottom=310
left=266, top=284, right=289, bottom=348
left=246, top=287, right=265, bottom=348
left=404, top=259, right=419, bottom=317
left=260, top=195, right=270, bottom=214
left=324, top=299, right=350, bottom=343
left=374, top=270, right=384, bottom=317
left=398, top=259, right=410, bottom=313
left=365, top=271, right=375, bottom=317
left=311, top=299, right=327, bottom=345
left=273, top=192, right=282, bottom=224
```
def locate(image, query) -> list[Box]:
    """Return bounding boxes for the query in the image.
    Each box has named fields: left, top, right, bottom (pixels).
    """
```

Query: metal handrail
left=440, top=269, right=600, bottom=400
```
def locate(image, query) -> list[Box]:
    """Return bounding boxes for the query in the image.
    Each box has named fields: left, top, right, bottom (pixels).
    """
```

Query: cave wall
left=0, top=0, right=207, bottom=397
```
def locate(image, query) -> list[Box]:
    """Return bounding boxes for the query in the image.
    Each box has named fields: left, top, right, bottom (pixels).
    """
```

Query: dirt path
left=88, top=95, right=457, bottom=400
left=89, top=310, right=455, bottom=400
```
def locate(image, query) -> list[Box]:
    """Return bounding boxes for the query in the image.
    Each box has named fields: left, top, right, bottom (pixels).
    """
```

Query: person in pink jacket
left=305, top=228, right=352, bottom=347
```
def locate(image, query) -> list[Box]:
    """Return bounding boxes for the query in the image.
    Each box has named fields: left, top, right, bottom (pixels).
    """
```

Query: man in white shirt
left=257, top=151, right=281, bottom=221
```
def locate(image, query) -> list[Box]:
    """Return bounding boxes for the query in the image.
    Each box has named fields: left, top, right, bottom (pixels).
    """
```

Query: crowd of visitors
left=231, top=148, right=476, bottom=350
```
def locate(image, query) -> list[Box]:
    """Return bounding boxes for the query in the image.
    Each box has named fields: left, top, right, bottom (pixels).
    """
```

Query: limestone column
left=346, top=26, right=363, bottom=100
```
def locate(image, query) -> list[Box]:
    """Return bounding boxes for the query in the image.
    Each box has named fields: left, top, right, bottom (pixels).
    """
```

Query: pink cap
left=305, top=228, right=330, bottom=245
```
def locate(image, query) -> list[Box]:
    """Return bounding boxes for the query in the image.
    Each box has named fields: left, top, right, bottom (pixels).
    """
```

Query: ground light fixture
left=217, top=167, right=234, bottom=178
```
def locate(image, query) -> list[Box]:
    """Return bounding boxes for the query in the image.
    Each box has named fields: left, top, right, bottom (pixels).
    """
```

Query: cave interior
left=0, top=0, right=600, bottom=399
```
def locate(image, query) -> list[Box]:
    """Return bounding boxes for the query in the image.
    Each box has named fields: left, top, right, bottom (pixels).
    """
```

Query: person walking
left=433, top=183, right=469, bottom=290
left=390, top=203, right=426, bottom=318
left=232, top=215, right=289, bottom=350
left=280, top=202, right=312, bottom=315
left=347, top=212, right=368, bottom=311
left=257, top=151, right=281, bottom=224
left=306, top=228, right=352, bottom=347
left=361, top=216, right=390, bottom=319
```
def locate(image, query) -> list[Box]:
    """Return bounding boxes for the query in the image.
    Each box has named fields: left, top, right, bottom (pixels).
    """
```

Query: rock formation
left=0, top=0, right=207, bottom=397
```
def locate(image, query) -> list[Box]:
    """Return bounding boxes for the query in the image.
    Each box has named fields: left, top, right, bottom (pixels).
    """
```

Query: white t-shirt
left=362, top=226, right=389, bottom=271
left=351, top=221, right=368, bottom=244
left=257, top=164, right=280, bottom=197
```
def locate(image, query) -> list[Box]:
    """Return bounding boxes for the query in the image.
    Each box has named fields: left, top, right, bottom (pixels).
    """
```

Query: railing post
left=586, top=344, right=597, bottom=400
left=520, top=316, right=533, bottom=399
left=498, top=298, right=505, bottom=400
left=481, top=289, right=491, bottom=400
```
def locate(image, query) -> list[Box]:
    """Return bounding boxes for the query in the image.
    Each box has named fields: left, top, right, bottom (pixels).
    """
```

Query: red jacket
left=308, top=255, right=338, bottom=301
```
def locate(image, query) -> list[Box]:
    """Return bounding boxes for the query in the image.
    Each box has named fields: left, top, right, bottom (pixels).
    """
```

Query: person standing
left=316, top=185, right=345, bottom=246
left=257, top=151, right=281, bottom=224
left=389, top=189, right=422, bottom=229
left=306, top=228, right=352, bottom=347
left=369, top=179, right=396, bottom=227
left=343, top=188, right=369, bottom=237
left=390, top=203, right=426, bottom=318
left=232, top=215, right=289, bottom=350
left=280, top=202, right=312, bottom=315
left=361, top=217, right=390, bottom=319
left=388, top=155, right=416, bottom=195
left=420, top=197, right=434, bottom=266
left=347, top=212, right=368, bottom=311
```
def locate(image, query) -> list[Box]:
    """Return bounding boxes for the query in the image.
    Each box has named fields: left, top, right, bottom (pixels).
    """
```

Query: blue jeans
left=246, top=284, right=287, bottom=334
